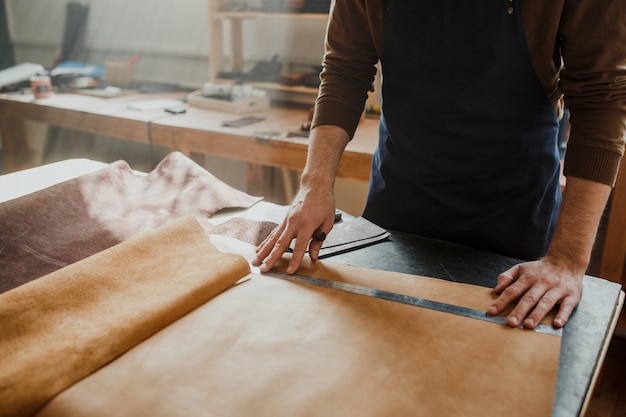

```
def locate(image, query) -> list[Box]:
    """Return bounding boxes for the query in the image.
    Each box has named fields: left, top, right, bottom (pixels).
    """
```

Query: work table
left=0, top=158, right=623, bottom=417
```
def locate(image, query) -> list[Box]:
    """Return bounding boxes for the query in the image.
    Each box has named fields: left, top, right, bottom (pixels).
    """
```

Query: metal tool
left=263, top=270, right=563, bottom=337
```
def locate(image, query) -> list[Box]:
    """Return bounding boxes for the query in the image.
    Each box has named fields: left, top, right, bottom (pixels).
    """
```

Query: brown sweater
left=311, top=0, right=626, bottom=186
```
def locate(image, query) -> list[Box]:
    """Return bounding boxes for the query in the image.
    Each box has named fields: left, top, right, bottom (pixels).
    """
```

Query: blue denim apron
left=362, top=0, right=561, bottom=260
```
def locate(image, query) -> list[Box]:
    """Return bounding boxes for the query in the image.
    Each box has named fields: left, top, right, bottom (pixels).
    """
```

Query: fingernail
left=554, top=318, right=563, bottom=327
left=286, top=265, right=295, bottom=274
left=487, top=305, right=497, bottom=315
left=507, top=316, right=519, bottom=327
left=524, top=318, right=535, bottom=328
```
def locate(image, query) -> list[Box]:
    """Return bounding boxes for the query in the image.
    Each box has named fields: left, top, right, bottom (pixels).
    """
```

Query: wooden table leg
left=0, top=117, right=34, bottom=173
left=246, top=163, right=265, bottom=197
left=599, top=167, right=626, bottom=284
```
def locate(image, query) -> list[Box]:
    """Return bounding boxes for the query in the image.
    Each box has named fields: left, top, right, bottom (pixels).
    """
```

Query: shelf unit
left=207, top=1, right=328, bottom=103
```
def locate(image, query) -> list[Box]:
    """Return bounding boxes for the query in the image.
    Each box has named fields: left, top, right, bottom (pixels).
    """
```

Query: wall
left=5, top=0, right=327, bottom=88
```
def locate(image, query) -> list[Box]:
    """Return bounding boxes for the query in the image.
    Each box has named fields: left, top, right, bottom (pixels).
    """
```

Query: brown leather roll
left=0, top=216, right=250, bottom=417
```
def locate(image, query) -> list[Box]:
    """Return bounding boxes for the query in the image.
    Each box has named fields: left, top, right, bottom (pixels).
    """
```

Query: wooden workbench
left=1, top=91, right=624, bottom=286
left=0, top=91, right=378, bottom=181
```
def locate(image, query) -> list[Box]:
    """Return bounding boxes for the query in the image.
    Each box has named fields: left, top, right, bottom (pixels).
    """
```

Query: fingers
left=252, top=225, right=292, bottom=272
left=506, top=287, right=579, bottom=329
left=493, top=264, right=520, bottom=294
left=488, top=260, right=582, bottom=329
left=252, top=225, right=284, bottom=265
left=488, top=265, right=521, bottom=316
left=552, top=295, right=579, bottom=328
left=252, top=219, right=334, bottom=274
left=489, top=272, right=552, bottom=328
left=308, top=216, right=334, bottom=261
left=307, top=231, right=325, bottom=261
left=487, top=260, right=582, bottom=329
left=286, top=217, right=334, bottom=271
left=507, top=284, right=557, bottom=328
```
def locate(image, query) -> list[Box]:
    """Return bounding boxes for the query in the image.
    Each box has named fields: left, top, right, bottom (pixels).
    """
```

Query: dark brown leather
left=0, top=152, right=262, bottom=293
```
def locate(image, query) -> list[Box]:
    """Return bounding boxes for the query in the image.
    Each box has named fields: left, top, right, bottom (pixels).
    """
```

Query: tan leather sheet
left=35, top=258, right=561, bottom=417
left=0, top=217, right=251, bottom=417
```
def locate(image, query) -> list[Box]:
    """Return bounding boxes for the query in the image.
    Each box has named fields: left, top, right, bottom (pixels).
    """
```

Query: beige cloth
left=36, top=258, right=560, bottom=417
left=0, top=216, right=251, bottom=417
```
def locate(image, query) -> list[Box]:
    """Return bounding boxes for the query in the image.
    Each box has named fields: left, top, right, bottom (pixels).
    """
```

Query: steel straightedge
left=264, top=270, right=563, bottom=337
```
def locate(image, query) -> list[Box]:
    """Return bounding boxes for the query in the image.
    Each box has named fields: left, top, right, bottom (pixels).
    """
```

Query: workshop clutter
left=187, top=82, right=270, bottom=113
left=217, top=54, right=322, bottom=89
left=227, top=0, right=331, bottom=13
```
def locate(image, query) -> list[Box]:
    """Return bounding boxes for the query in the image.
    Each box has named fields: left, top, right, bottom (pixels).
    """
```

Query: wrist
left=300, top=125, right=350, bottom=189
left=300, top=170, right=335, bottom=189
left=543, top=245, right=590, bottom=275
left=542, top=177, right=611, bottom=275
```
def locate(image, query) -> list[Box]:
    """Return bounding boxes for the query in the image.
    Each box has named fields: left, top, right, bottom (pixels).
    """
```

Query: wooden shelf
left=214, top=78, right=318, bottom=94
left=213, top=12, right=327, bottom=20
left=210, top=78, right=319, bottom=105
left=208, top=1, right=327, bottom=104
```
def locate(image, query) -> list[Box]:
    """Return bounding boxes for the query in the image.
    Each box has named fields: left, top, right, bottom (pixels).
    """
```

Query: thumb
left=494, top=264, right=520, bottom=294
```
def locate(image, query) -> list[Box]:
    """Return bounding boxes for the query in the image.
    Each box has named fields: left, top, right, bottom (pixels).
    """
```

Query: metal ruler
left=263, top=270, right=563, bottom=337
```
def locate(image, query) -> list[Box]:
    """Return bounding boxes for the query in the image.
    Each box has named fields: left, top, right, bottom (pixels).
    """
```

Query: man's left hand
left=488, top=257, right=583, bottom=329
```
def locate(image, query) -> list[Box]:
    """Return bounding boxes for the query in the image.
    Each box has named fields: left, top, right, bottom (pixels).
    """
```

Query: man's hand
left=252, top=124, right=351, bottom=274
left=488, top=257, right=583, bottom=328
left=489, top=176, right=611, bottom=329
left=252, top=185, right=336, bottom=274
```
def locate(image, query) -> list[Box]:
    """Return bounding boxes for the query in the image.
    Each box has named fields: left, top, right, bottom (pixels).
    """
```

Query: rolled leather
left=0, top=216, right=251, bottom=417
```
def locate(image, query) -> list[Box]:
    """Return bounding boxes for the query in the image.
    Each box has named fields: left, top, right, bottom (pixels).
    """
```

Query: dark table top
left=329, top=230, right=623, bottom=417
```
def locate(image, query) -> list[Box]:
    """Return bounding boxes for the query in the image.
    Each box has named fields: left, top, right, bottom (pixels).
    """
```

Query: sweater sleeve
left=559, top=0, right=626, bottom=186
left=310, top=0, right=382, bottom=139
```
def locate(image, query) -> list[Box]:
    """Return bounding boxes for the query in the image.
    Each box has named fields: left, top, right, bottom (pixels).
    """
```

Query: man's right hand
left=252, top=184, right=336, bottom=274
left=252, top=124, right=351, bottom=274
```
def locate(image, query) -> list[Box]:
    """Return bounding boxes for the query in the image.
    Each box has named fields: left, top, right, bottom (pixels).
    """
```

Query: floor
left=585, top=332, right=626, bottom=417
left=584, top=266, right=626, bottom=417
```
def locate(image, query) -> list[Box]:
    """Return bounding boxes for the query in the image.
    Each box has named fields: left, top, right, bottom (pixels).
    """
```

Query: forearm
left=300, top=125, right=351, bottom=191
left=253, top=124, right=350, bottom=273
left=545, top=177, right=612, bottom=273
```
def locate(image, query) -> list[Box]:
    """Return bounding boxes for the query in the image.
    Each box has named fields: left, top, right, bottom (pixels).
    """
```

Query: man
left=253, top=0, right=626, bottom=329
